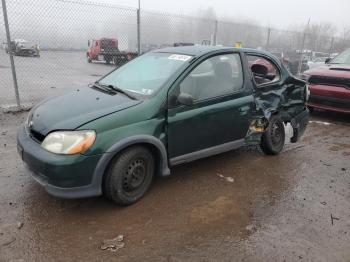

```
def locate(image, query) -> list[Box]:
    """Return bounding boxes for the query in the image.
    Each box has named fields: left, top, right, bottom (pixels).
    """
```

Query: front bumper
left=307, top=95, right=350, bottom=113
left=17, top=126, right=103, bottom=198
left=307, top=84, right=350, bottom=113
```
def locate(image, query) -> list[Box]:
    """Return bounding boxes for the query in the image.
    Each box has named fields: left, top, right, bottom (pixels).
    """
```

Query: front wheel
left=260, top=115, right=285, bottom=155
left=103, top=146, right=155, bottom=206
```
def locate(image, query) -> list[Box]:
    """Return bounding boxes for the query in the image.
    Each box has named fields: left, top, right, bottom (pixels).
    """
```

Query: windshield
left=330, top=49, right=350, bottom=64
left=99, top=52, right=192, bottom=96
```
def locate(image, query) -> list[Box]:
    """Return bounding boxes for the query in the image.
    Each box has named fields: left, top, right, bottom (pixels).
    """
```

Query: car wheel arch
left=91, top=135, right=171, bottom=195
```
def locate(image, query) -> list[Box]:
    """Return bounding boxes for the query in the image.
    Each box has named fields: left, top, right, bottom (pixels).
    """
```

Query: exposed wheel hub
left=123, top=159, right=146, bottom=192
left=271, top=122, right=283, bottom=146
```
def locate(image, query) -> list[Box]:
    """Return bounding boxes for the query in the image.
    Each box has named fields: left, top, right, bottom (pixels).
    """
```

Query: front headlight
left=41, top=130, right=96, bottom=155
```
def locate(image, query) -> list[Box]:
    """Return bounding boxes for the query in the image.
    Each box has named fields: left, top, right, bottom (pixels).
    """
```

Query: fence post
left=297, top=18, right=310, bottom=76
left=328, top=37, right=334, bottom=57
left=212, top=20, right=218, bottom=46
left=1, top=0, right=20, bottom=107
left=137, top=0, right=141, bottom=55
left=265, top=27, right=271, bottom=50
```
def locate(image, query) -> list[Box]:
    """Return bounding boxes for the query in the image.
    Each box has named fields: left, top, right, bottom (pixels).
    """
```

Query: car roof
left=153, top=45, right=271, bottom=57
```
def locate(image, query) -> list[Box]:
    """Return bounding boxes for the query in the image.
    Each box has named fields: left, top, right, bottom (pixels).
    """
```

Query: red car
left=303, top=48, right=350, bottom=113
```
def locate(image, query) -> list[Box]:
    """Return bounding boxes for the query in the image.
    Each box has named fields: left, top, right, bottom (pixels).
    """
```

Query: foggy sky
left=1, top=0, right=349, bottom=52
left=101, top=0, right=350, bottom=32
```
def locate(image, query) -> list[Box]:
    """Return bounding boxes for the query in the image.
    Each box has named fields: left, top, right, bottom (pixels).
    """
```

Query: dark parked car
left=17, top=46, right=309, bottom=205
left=303, top=48, right=350, bottom=113
left=5, top=39, right=40, bottom=57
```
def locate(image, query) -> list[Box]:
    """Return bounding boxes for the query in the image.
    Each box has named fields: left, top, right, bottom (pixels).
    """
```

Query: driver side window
left=247, top=55, right=280, bottom=86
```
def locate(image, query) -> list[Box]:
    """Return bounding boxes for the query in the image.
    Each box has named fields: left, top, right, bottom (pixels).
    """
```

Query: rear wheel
left=260, top=115, right=285, bottom=155
left=103, top=146, right=155, bottom=206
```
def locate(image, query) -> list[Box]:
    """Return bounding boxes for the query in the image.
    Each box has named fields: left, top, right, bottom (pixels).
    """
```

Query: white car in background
left=307, top=57, right=329, bottom=69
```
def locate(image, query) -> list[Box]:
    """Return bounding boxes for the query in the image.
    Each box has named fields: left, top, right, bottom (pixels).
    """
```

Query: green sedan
left=17, top=46, right=309, bottom=205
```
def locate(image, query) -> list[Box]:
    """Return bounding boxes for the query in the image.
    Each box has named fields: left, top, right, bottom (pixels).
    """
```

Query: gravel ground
left=0, top=110, right=350, bottom=262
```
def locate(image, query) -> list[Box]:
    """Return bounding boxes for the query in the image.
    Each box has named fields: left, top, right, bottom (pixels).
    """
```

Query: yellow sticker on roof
left=168, top=54, right=192, bottom=61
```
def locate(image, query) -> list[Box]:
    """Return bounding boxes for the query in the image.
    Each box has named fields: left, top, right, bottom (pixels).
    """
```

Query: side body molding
left=90, top=135, right=171, bottom=196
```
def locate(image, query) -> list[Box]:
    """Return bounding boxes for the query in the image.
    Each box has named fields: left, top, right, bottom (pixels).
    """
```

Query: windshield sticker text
left=168, top=54, right=192, bottom=61
left=141, top=89, right=153, bottom=95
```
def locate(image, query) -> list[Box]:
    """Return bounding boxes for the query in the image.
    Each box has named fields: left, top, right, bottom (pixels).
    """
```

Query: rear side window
left=247, top=55, right=280, bottom=86
left=180, top=53, right=243, bottom=101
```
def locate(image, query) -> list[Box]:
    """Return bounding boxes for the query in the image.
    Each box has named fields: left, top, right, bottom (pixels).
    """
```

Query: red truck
left=303, top=48, right=350, bottom=113
left=87, top=38, right=138, bottom=65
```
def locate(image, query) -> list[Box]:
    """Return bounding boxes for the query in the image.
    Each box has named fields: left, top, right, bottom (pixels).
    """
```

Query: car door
left=167, top=52, right=255, bottom=164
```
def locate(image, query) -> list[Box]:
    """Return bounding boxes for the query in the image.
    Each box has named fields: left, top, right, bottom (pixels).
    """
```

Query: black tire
left=103, top=146, right=155, bottom=206
left=113, top=57, right=120, bottom=66
left=87, top=55, right=92, bottom=63
left=260, top=115, right=285, bottom=155
left=105, top=56, right=112, bottom=64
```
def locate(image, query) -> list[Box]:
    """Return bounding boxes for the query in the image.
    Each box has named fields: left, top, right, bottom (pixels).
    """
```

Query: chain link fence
left=1, top=0, right=138, bottom=106
left=1, top=0, right=350, bottom=107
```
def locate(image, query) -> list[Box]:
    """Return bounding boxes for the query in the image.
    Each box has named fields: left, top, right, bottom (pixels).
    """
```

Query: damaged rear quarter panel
left=244, top=52, right=308, bottom=143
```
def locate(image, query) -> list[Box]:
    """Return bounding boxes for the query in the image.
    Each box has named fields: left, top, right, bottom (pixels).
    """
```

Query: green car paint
left=17, top=46, right=309, bottom=199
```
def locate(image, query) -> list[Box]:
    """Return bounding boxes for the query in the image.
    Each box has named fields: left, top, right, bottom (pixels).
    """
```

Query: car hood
left=29, top=87, right=142, bottom=136
left=305, top=64, right=350, bottom=78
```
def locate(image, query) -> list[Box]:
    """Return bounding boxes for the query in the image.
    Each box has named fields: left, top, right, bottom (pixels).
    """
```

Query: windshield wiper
left=94, top=82, right=137, bottom=100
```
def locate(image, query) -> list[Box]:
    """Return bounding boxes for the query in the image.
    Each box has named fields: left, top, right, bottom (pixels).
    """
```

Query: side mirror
left=325, top=57, right=331, bottom=64
left=88, top=40, right=90, bottom=47
left=177, top=93, right=194, bottom=106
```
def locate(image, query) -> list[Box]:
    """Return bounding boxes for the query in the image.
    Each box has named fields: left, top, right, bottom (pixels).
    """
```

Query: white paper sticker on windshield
left=168, top=54, right=192, bottom=61
left=142, top=88, right=153, bottom=95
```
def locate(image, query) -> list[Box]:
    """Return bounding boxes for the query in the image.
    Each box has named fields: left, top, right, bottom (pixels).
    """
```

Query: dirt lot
left=0, top=110, right=350, bottom=262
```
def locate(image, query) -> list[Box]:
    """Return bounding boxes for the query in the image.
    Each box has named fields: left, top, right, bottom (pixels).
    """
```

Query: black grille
left=309, top=75, right=350, bottom=89
left=29, top=128, right=45, bottom=143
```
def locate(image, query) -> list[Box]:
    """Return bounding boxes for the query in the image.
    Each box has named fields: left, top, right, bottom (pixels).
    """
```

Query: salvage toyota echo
left=17, top=46, right=309, bottom=205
